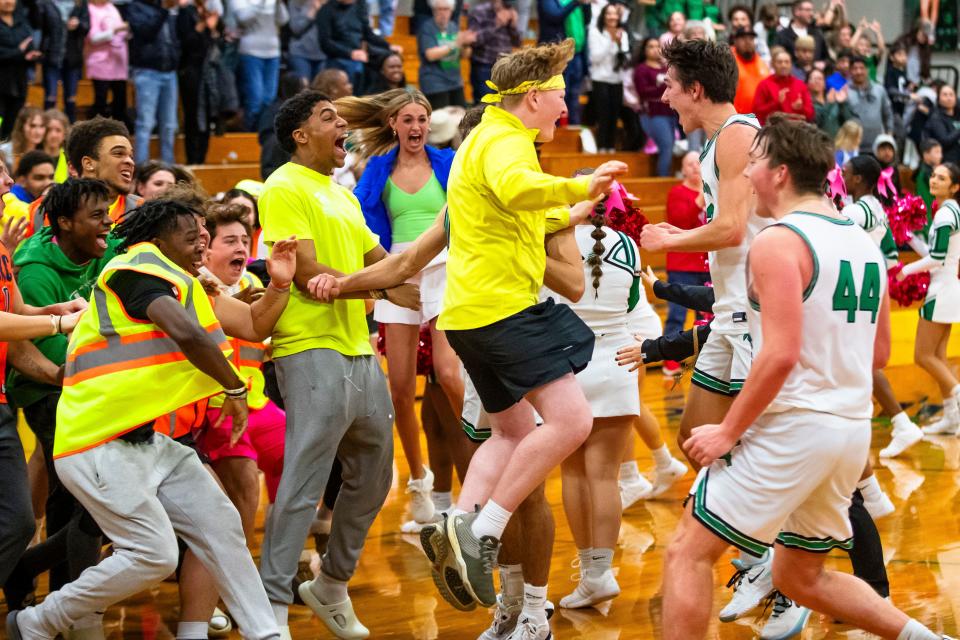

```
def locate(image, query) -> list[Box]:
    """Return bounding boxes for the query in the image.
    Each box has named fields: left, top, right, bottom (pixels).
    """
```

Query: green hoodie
left=7, top=226, right=121, bottom=408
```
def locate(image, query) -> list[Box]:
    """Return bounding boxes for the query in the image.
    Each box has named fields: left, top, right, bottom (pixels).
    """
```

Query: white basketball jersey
left=747, top=212, right=886, bottom=419
left=840, top=195, right=898, bottom=267
left=700, top=112, right=766, bottom=334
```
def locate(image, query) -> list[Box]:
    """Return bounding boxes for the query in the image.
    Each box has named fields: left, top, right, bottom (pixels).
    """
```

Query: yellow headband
left=480, top=74, right=566, bottom=104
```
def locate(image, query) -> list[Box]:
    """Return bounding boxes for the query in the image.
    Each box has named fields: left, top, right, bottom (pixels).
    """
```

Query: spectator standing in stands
left=229, top=0, right=288, bottom=131
left=752, top=48, right=813, bottom=124
left=847, top=55, right=893, bottom=153
left=417, top=0, right=472, bottom=109
left=365, top=52, right=408, bottom=93
left=851, top=18, right=885, bottom=82
left=633, top=37, right=674, bottom=177
left=885, top=43, right=915, bottom=120
left=0, top=0, right=41, bottom=139
left=54, top=0, right=88, bottom=123
left=730, top=26, right=768, bottom=115
left=662, top=150, right=709, bottom=378
left=85, top=0, right=129, bottom=125
left=924, top=84, right=960, bottom=164
left=368, top=0, right=396, bottom=36
left=317, top=0, right=397, bottom=96
left=410, top=0, right=460, bottom=41
left=790, top=35, right=818, bottom=80
left=658, top=11, right=684, bottom=49
left=754, top=2, right=786, bottom=63
left=1, top=106, right=45, bottom=169
left=177, top=0, right=223, bottom=165
left=808, top=67, right=850, bottom=138
left=467, top=0, right=520, bottom=104
left=41, top=109, right=70, bottom=158
left=537, top=0, right=590, bottom=124
left=34, top=0, right=66, bottom=115
left=129, top=0, right=180, bottom=165
left=894, top=22, right=932, bottom=87
left=728, top=4, right=768, bottom=64
left=588, top=3, right=628, bottom=153
left=287, top=0, right=326, bottom=82
left=775, top=0, right=827, bottom=62
left=826, top=48, right=851, bottom=91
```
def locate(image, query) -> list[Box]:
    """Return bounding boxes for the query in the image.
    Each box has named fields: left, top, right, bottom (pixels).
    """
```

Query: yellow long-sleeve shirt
left=438, top=107, right=590, bottom=330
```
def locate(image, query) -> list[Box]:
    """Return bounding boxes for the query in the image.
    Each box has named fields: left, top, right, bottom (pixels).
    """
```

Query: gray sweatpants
left=260, top=348, right=393, bottom=604
left=16, top=435, right=279, bottom=640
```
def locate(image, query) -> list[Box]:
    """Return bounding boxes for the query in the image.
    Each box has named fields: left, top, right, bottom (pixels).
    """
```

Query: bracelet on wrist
left=223, top=385, right=248, bottom=398
left=269, top=281, right=291, bottom=292
left=370, top=288, right=388, bottom=300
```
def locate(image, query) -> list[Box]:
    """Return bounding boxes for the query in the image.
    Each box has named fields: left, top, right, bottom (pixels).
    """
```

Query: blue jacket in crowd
left=128, top=0, right=180, bottom=72
left=353, top=145, right=454, bottom=251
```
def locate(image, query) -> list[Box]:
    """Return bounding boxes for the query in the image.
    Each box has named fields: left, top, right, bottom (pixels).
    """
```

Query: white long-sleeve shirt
left=588, top=26, right=629, bottom=84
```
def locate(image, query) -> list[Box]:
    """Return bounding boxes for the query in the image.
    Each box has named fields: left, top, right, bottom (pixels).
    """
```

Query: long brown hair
left=12, top=106, right=44, bottom=158
left=335, top=89, right=433, bottom=159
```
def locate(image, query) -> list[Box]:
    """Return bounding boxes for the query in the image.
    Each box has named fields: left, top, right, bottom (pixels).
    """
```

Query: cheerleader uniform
left=545, top=225, right=656, bottom=417
left=901, top=198, right=960, bottom=323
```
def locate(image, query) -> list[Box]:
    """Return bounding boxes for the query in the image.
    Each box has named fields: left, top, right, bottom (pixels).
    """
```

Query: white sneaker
left=558, top=570, right=620, bottom=609
left=923, top=398, right=960, bottom=435
left=880, top=416, right=925, bottom=457
left=406, top=467, right=436, bottom=524
left=759, top=593, right=811, bottom=640
left=718, top=557, right=774, bottom=622
left=504, top=616, right=551, bottom=640
left=477, top=595, right=522, bottom=640
left=650, top=458, right=689, bottom=497
left=619, top=476, right=653, bottom=511
left=861, top=489, right=895, bottom=519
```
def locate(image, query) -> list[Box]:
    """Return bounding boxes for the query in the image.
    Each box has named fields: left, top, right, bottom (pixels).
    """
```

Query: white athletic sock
left=588, top=548, right=614, bottom=578
left=950, top=383, right=960, bottom=400
left=739, top=548, right=769, bottom=568
left=897, top=618, right=940, bottom=640
left=891, top=411, right=912, bottom=430
left=499, top=563, right=524, bottom=605
left=857, top=474, right=884, bottom=504
left=521, top=583, right=548, bottom=625
left=176, top=622, right=209, bottom=640
left=271, top=603, right=288, bottom=626
left=471, top=500, right=512, bottom=540
left=619, top=461, right=641, bottom=483
left=309, top=571, right=349, bottom=605
left=432, top=491, right=452, bottom=512
left=651, top=445, right=674, bottom=470
left=576, top=547, right=594, bottom=576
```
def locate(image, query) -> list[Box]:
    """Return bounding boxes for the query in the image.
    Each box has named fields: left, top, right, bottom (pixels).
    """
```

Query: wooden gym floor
left=5, top=308, right=960, bottom=639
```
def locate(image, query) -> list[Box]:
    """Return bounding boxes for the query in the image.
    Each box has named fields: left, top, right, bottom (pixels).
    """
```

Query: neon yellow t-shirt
left=259, top=162, right=379, bottom=358
left=438, top=107, right=590, bottom=330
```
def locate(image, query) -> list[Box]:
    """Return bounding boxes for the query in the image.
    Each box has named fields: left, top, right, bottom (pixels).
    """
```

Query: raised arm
left=641, top=125, right=756, bottom=253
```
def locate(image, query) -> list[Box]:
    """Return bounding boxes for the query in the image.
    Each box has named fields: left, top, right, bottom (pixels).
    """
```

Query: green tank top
left=384, top=172, right=446, bottom=244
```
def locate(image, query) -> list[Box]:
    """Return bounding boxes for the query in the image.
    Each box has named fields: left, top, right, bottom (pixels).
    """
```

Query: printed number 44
left=832, top=260, right=881, bottom=323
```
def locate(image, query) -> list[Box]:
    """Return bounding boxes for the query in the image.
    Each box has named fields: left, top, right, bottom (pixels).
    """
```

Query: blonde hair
left=834, top=119, right=863, bottom=152
left=42, top=109, right=70, bottom=150
left=334, top=89, right=433, bottom=159
left=491, top=39, right=574, bottom=107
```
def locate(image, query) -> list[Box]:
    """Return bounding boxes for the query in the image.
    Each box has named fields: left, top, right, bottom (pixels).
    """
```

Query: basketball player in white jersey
left=662, top=116, right=952, bottom=640
left=638, top=38, right=787, bottom=627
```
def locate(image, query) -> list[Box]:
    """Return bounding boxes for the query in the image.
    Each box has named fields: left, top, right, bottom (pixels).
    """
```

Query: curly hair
left=44, top=178, right=112, bottom=236
left=275, top=91, right=332, bottom=155
left=205, top=203, right=253, bottom=242
left=491, top=39, right=575, bottom=107
left=753, top=114, right=834, bottom=196
left=335, top=88, right=433, bottom=159
left=65, top=116, right=131, bottom=174
left=111, top=199, right=203, bottom=252
left=662, top=38, right=739, bottom=104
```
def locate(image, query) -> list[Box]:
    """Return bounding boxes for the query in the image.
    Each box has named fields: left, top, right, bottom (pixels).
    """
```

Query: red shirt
left=752, top=73, right=814, bottom=124
left=665, top=183, right=709, bottom=273
left=0, top=243, right=17, bottom=404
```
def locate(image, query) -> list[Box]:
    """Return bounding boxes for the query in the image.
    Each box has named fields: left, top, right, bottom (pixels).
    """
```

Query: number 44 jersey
left=747, top=211, right=886, bottom=420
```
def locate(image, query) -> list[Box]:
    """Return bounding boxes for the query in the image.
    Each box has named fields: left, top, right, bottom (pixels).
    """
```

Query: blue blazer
left=354, top=145, right=455, bottom=251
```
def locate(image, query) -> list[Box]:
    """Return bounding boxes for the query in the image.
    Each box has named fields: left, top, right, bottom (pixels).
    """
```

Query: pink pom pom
left=887, top=263, right=930, bottom=307
left=378, top=323, right=435, bottom=376
left=885, top=195, right=929, bottom=245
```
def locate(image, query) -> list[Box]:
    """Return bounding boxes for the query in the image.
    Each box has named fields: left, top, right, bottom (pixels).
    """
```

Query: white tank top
left=699, top=112, right=766, bottom=334
left=840, top=195, right=898, bottom=267
left=747, top=212, right=886, bottom=419
left=544, top=225, right=655, bottom=335
left=929, top=199, right=960, bottom=285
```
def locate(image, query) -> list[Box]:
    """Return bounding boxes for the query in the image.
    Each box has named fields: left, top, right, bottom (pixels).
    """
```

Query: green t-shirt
left=259, top=162, right=379, bottom=358
left=384, top=173, right=447, bottom=244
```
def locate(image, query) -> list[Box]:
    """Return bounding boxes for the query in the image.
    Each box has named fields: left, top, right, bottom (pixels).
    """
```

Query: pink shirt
left=85, top=2, right=128, bottom=81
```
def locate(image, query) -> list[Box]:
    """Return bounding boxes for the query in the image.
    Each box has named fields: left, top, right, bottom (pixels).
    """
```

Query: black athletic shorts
left=446, top=298, right=595, bottom=414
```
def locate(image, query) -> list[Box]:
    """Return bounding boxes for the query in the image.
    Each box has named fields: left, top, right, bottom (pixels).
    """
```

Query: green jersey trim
left=692, top=470, right=770, bottom=558
left=791, top=211, right=855, bottom=226
left=776, top=531, right=854, bottom=553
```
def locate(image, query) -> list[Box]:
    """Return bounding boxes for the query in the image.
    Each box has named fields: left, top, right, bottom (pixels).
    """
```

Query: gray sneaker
left=420, top=516, right=476, bottom=611
left=447, top=510, right=500, bottom=607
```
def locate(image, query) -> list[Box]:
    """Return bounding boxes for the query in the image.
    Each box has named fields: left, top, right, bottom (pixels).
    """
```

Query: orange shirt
left=732, top=47, right=770, bottom=115
left=0, top=243, right=16, bottom=403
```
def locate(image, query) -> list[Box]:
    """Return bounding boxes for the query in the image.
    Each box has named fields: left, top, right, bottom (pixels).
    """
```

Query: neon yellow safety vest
left=209, top=271, right=269, bottom=411
left=54, top=242, right=233, bottom=458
